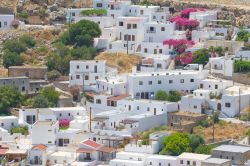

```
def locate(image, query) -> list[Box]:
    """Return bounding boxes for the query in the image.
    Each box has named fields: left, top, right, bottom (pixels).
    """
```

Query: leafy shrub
left=81, top=9, right=107, bottom=16
left=11, top=125, right=29, bottom=135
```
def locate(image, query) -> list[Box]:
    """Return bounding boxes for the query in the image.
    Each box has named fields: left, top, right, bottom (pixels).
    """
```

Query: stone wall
left=8, top=66, right=47, bottom=80
left=232, top=73, right=250, bottom=85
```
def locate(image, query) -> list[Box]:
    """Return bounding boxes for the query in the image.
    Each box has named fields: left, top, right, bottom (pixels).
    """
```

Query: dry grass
left=0, top=68, right=8, bottom=77
left=193, top=122, right=249, bottom=143
left=95, top=52, right=141, bottom=73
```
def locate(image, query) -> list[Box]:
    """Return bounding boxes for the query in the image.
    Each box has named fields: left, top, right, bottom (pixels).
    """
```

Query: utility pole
left=239, top=87, right=241, bottom=118
left=89, top=107, right=92, bottom=132
left=126, top=34, right=129, bottom=55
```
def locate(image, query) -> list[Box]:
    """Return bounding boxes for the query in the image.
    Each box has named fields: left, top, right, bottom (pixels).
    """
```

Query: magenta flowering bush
left=163, top=39, right=195, bottom=54
left=180, top=8, right=206, bottom=18
left=174, top=52, right=193, bottom=65
left=59, top=119, right=70, bottom=128
left=169, top=16, right=199, bottom=29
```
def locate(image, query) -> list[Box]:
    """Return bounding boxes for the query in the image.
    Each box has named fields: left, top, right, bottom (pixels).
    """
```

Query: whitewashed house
left=69, top=60, right=117, bottom=90
left=127, top=69, right=208, bottom=99
left=178, top=152, right=211, bottom=166
left=145, top=155, right=177, bottom=166
left=189, top=10, right=217, bottom=28
left=0, top=7, right=14, bottom=29
left=29, top=144, right=48, bottom=166
left=0, top=116, right=18, bottom=132
left=209, top=56, right=234, bottom=77
left=221, top=86, right=250, bottom=117
left=31, top=120, right=59, bottom=146
left=180, top=79, right=233, bottom=114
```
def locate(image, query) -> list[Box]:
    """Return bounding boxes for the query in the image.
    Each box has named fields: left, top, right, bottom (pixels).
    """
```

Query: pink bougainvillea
left=180, top=8, right=206, bottom=18
left=169, top=16, right=199, bottom=28
left=174, top=52, right=193, bottom=65
left=163, top=39, right=195, bottom=54
left=59, top=119, right=70, bottom=128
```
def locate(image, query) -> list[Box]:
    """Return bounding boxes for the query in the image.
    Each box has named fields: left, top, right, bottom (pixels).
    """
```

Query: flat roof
left=203, top=158, right=231, bottom=164
left=170, top=111, right=206, bottom=117
left=129, top=70, right=201, bottom=77
left=213, top=145, right=250, bottom=153
left=178, top=153, right=211, bottom=160
left=0, top=116, right=18, bottom=119
left=147, top=155, right=177, bottom=160
left=0, top=76, right=28, bottom=80
left=0, top=7, right=13, bottom=15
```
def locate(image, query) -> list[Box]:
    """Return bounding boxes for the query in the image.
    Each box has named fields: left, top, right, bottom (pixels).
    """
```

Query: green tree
left=33, top=95, right=49, bottom=108
left=192, top=49, right=209, bottom=65
left=47, top=70, right=61, bottom=81
left=195, top=144, right=216, bottom=154
left=19, top=35, right=36, bottom=48
left=60, top=20, right=101, bottom=47
left=11, top=125, right=29, bottom=135
left=155, top=90, right=168, bottom=101
left=3, top=39, right=26, bottom=54
left=167, top=91, right=181, bottom=102
left=0, top=86, right=24, bottom=115
left=40, top=87, right=60, bottom=107
left=71, top=46, right=96, bottom=60
left=46, top=53, right=72, bottom=75
left=189, top=134, right=205, bottom=152
left=236, top=30, right=250, bottom=42
left=160, top=133, right=192, bottom=156
left=3, top=50, right=24, bottom=68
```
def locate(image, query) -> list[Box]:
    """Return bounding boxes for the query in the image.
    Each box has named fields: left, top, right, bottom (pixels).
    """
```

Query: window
left=137, top=106, right=139, bottom=110
left=132, top=35, right=135, bottom=41
left=225, top=103, right=231, bottom=107
left=147, top=107, right=150, bottom=111
left=127, top=24, right=131, bottom=29
left=158, top=80, right=162, bottom=84
left=124, top=35, right=128, bottom=41
left=119, top=21, right=123, bottom=26
left=144, top=48, right=147, bottom=53
left=128, top=105, right=131, bottom=111
left=154, top=49, right=157, bottom=54
left=3, top=21, right=7, bottom=26
left=71, top=12, right=75, bottom=16
left=85, top=75, right=89, bottom=80
left=200, top=84, right=203, bottom=88
left=22, top=86, right=25, bottom=91
left=169, top=80, right=173, bottom=84
left=77, top=65, right=79, bottom=69
left=187, top=161, right=190, bottom=165
left=215, top=84, right=218, bottom=89
left=68, top=113, right=71, bottom=116
left=150, top=162, right=152, bottom=165
left=140, top=10, right=144, bottom=15
left=190, top=79, right=194, bottom=82
left=180, top=160, right=183, bottom=164
left=168, top=164, right=171, bottom=166
left=180, top=79, right=184, bottom=83
left=159, top=163, right=161, bottom=166
left=86, top=65, right=89, bottom=69
left=95, top=76, right=99, bottom=80
left=59, top=113, right=62, bottom=117
left=139, top=81, right=143, bottom=85
left=133, top=24, right=137, bottom=29
left=161, top=27, right=165, bottom=31
left=194, top=105, right=197, bottom=109
left=148, top=81, right=152, bottom=85
left=159, top=49, right=162, bottom=54
left=96, top=3, right=103, bottom=7
left=76, top=75, right=80, bottom=79
left=96, top=99, right=101, bottom=104
left=1, top=123, right=3, bottom=127
left=193, top=161, right=196, bottom=166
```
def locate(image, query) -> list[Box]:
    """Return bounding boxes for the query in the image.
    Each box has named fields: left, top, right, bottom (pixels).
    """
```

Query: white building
left=29, top=144, right=48, bottom=166
left=235, top=50, right=250, bottom=61
left=0, top=7, right=14, bottom=29
left=127, top=69, right=208, bottom=99
left=69, top=60, right=117, bottom=90
left=178, top=152, right=211, bottom=166
left=31, top=120, right=59, bottom=146
left=221, top=86, right=250, bottom=117
left=189, top=10, right=217, bottom=28
left=145, top=155, right=177, bottom=166
left=209, top=56, right=234, bottom=77
left=0, top=116, right=18, bottom=132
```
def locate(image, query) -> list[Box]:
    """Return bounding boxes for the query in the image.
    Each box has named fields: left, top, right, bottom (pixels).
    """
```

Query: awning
left=76, top=148, right=95, bottom=153
left=98, top=147, right=116, bottom=153
left=107, top=94, right=129, bottom=101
